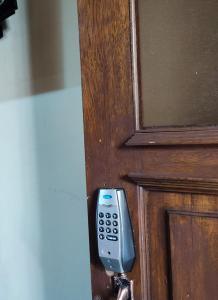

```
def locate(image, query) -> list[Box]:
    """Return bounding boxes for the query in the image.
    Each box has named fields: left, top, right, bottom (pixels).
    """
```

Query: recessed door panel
left=169, top=211, right=218, bottom=300
left=145, top=191, right=218, bottom=299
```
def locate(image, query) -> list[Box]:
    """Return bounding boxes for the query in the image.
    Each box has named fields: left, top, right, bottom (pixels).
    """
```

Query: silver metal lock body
left=96, top=188, right=135, bottom=273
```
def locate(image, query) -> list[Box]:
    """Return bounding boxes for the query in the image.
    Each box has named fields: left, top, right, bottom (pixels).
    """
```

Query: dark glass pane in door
left=138, top=0, right=218, bottom=127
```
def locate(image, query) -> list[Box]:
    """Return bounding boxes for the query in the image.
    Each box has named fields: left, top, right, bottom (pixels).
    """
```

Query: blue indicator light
left=103, top=195, right=112, bottom=200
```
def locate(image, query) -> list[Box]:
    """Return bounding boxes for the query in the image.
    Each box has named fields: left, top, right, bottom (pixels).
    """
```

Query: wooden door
left=77, top=1, right=218, bottom=299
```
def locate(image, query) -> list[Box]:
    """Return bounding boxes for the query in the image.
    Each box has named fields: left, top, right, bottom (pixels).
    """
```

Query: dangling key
left=114, top=273, right=134, bottom=300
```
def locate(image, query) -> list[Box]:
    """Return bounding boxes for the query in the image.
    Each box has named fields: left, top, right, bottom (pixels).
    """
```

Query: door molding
left=130, top=0, right=218, bottom=146
left=129, top=173, right=218, bottom=195
left=126, top=128, right=218, bottom=146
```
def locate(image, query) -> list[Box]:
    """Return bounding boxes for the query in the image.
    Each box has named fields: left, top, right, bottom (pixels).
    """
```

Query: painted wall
left=0, top=1, right=91, bottom=300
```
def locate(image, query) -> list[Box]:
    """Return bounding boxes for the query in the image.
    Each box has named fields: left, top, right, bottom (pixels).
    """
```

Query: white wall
left=0, top=1, right=91, bottom=299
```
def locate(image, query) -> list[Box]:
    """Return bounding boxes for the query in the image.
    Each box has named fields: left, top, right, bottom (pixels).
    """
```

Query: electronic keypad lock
left=96, top=188, right=135, bottom=273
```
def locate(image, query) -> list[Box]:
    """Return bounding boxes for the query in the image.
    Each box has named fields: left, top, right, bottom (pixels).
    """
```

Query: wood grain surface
left=77, top=1, right=218, bottom=299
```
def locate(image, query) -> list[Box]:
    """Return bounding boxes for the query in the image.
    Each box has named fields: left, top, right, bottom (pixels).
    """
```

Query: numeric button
left=99, top=212, right=104, bottom=218
left=113, top=221, right=118, bottom=226
left=106, top=213, right=111, bottom=218
left=99, top=234, right=105, bottom=240
left=106, top=220, right=111, bottom=226
left=113, top=213, right=118, bottom=219
left=106, top=228, right=111, bottom=233
left=113, top=228, right=118, bottom=234
left=99, top=227, right=104, bottom=232
left=99, top=220, right=104, bottom=225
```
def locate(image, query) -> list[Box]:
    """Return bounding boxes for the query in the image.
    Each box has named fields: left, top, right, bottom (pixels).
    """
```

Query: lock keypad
left=98, top=210, right=119, bottom=242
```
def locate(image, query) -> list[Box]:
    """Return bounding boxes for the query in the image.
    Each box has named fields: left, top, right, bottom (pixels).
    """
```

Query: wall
left=0, top=1, right=91, bottom=299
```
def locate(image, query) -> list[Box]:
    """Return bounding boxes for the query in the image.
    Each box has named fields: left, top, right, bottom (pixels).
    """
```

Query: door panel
left=169, top=211, right=218, bottom=300
left=144, top=192, right=218, bottom=299
left=148, top=192, right=190, bottom=300
left=77, top=0, right=218, bottom=299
